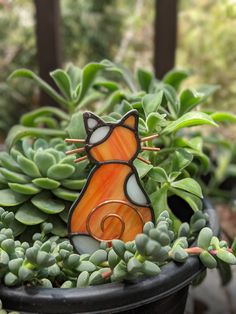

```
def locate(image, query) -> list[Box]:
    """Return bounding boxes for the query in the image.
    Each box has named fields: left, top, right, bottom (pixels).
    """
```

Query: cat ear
left=83, top=112, right=104, bottom=133
left=120, top=110, right=138, bottom=129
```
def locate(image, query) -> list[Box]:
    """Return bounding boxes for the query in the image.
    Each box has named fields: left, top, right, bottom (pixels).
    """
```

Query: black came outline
left=84, top=110, right=141, bottom=164
left=68, top=161, right=155, bottom=251
left=83, top=112, right=105, bottom=133
left=68, top=110, right=155, bottom=253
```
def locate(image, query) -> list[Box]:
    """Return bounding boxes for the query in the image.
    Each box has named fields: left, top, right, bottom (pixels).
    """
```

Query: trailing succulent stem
left=0, top=207, right=235, bottom=288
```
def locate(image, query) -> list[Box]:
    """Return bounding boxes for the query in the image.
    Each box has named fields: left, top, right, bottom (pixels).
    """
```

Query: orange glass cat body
left=67, top=110, right=154, bottom=254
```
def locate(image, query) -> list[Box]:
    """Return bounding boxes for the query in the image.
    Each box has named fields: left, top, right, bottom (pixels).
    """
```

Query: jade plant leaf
left=20, top=107, right=69, bottom=127
left=142, top=91, right=163, bottom=117
left=162, top=112, right=218, bottom=134
left=17, top=155, right=41, bottom=178
left=34, top=151, right=56, bottom=176
left=0, top=189, right=29, bottom=207
left=34, top=138, right=49, bottom=150
left=8, top=183, right=41, bottom=195
left=0, top=172, right=8, bottom=184
left=31, top=191, right=65, bottom=214
left=47, top=164, right=75, bottom=180
left=66, top=63, right=82, bottom=90
left=15, top=203, right=48, bottom=225
left=93, top=80, right=119, bottom=93
left=5, top=125, right=66, bottom=151
left=138, top=118, right=148, bottom=136
left=146, top=112, right=167, bottom=133
left=9, top=69, right=68, bottom=108
left=171, top=178, right=203, bottom=198
left=0, top=152, right=21, bottom=172
left=210, top=111, right=236, bottom=123
left=77, top=62, right=104, bottom=102
left=136, top=68, right=153, bottom=92
left=66, top=111, right=86, bottom=141
left=148, top=167, right=169, bottom=183
left=50, top=69, right=72, bottom=100
left=62, top=179, right=86, bottom=190
left=163, top=69, right=189, bottom=91
left=52, top=188, right=78, bottom=202
left=134, top=159, right=153, bottom=178
left=150, top=186, right=169, bottom=219
left=32, top=178, right=60, bottom=190
left=0, top=168, right=29, bottom=184
left=179, top=89, right=203, bottom=116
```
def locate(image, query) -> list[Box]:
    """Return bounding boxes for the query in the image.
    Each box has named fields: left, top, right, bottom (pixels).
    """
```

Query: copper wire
left=86, top=200, right=144, bottom=242
left=74, top=156, right=88, bottom=163
left=66, top=147, right=85, bottom=155
left=141, top=134, right=159, bottom=142
left=137, top=156, right=151, bottom=165
left=65, top=138, right=85, bottom=143
left=141, top=147, right=160, bottom=152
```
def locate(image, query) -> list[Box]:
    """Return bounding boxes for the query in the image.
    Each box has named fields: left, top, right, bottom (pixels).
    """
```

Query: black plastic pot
left=0, top=203, right=219, bottom=314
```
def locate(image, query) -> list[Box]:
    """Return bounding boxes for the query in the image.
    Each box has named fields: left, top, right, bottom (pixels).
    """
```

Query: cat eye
left=89, top=126, right=111, bottom=144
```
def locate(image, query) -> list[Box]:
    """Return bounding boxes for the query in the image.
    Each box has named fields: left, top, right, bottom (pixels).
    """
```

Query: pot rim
left=0, top=204, right=219, bottom=314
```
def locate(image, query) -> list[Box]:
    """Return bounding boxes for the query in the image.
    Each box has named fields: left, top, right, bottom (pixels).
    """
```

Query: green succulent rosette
left=0, top=138, right=89, bottom=237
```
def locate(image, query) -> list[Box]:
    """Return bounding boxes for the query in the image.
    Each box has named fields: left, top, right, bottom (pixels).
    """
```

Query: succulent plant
left=0, top=60, right=235, bottom=290
left=0, top=206, right=235, bottom=289
left=1, top=60, right=236, bottom=241
left=0, top=138, right=89, bottom=237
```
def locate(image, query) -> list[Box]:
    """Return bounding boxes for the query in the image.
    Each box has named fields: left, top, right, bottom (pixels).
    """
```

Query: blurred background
left=0, top=0, right=236, bottom=313
left=1, top=0, right=236, bottom=138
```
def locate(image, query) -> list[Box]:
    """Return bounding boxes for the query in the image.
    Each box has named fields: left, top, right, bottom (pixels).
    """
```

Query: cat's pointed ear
left=120, top=110, right=138, bottom=129
left=83, top=112, right=104, bottom=133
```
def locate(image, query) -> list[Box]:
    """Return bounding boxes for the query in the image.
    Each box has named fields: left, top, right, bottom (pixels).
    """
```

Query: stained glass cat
left=66, top=110, right=159, bottom=254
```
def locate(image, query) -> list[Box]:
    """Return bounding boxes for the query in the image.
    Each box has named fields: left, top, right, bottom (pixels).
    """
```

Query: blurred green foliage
left=178, top=0, right=236, bottom=113
left=0, top=0, right=35, bottom=138
left=62, top=0, right=123, bottom=65
left=1, top=0, right=236, bottom=138
left=0, top=0, right=124, bottom=138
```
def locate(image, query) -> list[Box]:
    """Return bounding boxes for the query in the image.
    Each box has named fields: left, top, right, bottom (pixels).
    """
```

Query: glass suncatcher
left=66, top=110, right=160, bottom=254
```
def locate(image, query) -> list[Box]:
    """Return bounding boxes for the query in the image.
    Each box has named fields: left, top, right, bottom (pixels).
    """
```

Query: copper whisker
left=137, top=156, right=151, bottom=165
left=65, top=138, right=85, bottom=143
left=74, top=156, right=88, bottom=163
left=141, top=134, right=159, bottom=142
left=141, top=147, right=160, bottom=152
left=66, top=147, right=85, bottom=155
